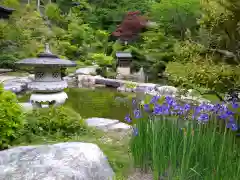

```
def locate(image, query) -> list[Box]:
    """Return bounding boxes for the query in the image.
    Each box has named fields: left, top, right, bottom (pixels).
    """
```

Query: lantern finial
left=45, top=43, right=51, bottom=54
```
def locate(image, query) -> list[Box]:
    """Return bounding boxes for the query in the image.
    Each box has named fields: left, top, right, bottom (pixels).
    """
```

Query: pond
left=18, top=87, right=135, bottom=123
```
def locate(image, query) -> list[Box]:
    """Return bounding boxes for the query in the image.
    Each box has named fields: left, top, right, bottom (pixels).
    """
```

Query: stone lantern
left=116, top=52, right=132, bottom=76
left=15, top=44, right=76, bottom=108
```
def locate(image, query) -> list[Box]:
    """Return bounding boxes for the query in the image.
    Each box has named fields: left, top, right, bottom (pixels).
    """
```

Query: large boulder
left=0, top=142, right=114, bottom=180
left=77, top=75, right=96, bottom=88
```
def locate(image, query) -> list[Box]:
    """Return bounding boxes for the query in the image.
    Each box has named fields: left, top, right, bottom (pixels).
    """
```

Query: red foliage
left=112, top=11, right=148, bottom=41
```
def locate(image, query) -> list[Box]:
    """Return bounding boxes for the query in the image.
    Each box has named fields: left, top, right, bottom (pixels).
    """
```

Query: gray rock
left=136, top=83, right=157, bottom=93
left=75, top=66, right=98, bottom=75
left=95, top=78, right=121, bottom=88
left=28, top=74, right=35, bottom=80
left=155, top=86, right=178, bottom=96
left=0, top=142, right=114, bottom=180
left=86, top=118, right=119, bottom=130
left=2, top=76, right=33, bottom=93
left=85, top=118, right=131, bottom=132
left=64, top=76, right=77, bottom=87
left=107, top=122, right=132, bottom=132
left=4, top=83, right=26, bottom=93
left=68, top=73, right=75, bottom=77
left=0, top=76, right=18, bottom=83
left=117, top=86, right=126, bottom=92
left=0, top=69, right=13, bottom=73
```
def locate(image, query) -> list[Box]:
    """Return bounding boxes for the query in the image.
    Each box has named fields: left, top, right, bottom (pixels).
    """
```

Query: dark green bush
left=23, top=106, right=87, bottom=137
left=0, top=84, right=25, bottom=149
left=96, top=67, right=107, bottom=77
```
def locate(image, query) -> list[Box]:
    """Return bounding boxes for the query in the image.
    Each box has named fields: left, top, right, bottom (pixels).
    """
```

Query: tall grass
left=129, top=96, right=240, bottom=179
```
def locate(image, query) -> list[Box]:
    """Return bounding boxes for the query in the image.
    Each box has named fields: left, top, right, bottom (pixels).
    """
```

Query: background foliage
left=0, top=0, right=240, bottom=91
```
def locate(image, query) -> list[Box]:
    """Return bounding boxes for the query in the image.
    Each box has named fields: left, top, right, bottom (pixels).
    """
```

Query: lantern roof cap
left=15, top=44, right=76, bottom=67
left=116, top=52, right=132, bottom=58
left=0, top=5, right=15, bottom=13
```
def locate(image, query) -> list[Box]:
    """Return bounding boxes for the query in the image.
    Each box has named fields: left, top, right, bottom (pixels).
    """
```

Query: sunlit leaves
left=45, top=3, right=62, bottom=22
left=90, top=53, right=113, bottom=66
left=150, top=0, right=201, bottom=39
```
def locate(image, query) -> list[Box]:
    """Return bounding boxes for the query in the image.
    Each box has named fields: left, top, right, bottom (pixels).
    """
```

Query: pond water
left=18, top=87, right=135, bottom=123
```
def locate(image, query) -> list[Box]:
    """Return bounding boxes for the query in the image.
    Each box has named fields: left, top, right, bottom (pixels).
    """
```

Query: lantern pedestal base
left=30, top=91, right=68, bottom=108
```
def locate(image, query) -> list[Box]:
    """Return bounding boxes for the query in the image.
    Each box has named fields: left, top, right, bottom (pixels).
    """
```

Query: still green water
left=18, top=88, right=134, bottom=122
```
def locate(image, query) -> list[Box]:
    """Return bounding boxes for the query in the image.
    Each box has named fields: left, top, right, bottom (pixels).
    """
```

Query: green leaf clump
left=23, top=106, right=87, bottom=137
left=0, top=84, right=25, bottom=150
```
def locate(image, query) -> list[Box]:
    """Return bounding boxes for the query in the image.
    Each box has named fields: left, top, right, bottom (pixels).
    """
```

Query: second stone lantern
left=15, top=44, right=76, bottom=108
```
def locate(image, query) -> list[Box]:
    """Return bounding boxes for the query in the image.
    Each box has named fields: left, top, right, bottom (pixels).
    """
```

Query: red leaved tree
left=112, top=11, right=148, bottom=42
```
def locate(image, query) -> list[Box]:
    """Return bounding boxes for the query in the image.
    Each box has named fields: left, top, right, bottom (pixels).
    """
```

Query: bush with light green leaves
left=0, top=84, right=25, bottom=149
left=23, top=106, right=87, bottom=137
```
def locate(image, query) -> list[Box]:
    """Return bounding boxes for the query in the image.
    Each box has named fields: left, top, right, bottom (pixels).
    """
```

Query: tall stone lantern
left=15, top=44, right=76, bottom=108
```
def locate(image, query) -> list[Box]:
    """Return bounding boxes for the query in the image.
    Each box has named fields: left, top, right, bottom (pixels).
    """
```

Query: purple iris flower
left=124, top=114, right=132, bottom=123
left=150, top=95, right=160, bottom=104
left=197, top=113, right=209, bottom=122
left=165, top=96, right=174, bottom=103
left=232, top=102, right=239, bottom=109
left=173, top=105, right=181, bottom=111
left=134, top=109, right=141, bottom=118
left=143, top=104, right=150, bottom=111
left=227, top=123, right=238, bottom=131
left=226, top=110, right=234, bottom=116
left=153, top=104, right=163, bottom=115
left=184, top=104, right=191, bottom=112
left=218, top=110, right=234, bottom=119
left=132, top=98, right=137, bottom=105
left=162, top=105, right=170, bottom=115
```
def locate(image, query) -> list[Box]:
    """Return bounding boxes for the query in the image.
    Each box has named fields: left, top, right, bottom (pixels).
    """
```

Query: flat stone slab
left=85, top=117, right=132, bottom=132
left=0, top=68, right=13, bottom=73
left=0, top=75, right=18, bottom=82
left=95, top=78, right=121, bottom=88
left=86, top=118, right=119, bottom=129
left=107, top=122, right=132, bottom=132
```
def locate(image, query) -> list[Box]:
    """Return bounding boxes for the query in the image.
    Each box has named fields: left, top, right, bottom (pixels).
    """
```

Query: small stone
left=107, top=122, right=132, bottom=132
left=75, top=66, right=98, bottom=75
left=85, top=118, right=119, bottom=131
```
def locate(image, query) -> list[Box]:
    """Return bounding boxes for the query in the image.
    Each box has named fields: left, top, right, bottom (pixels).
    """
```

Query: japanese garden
left=0, top=0, right=240, bottom=179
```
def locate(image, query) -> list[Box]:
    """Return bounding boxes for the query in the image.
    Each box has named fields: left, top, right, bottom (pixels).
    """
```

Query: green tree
left=0, top=3, right=49, bottom=68
left=198, top=0, right=240, bottom=63
left=150, top=0, right=201, bottom=39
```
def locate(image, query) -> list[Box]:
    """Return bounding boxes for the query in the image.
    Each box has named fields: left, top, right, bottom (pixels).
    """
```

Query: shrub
left=23, top=106, right=87, bottom=137
left=166, top=61, right=240, bottom=93
left=0, top=84, right=25, bottom=149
